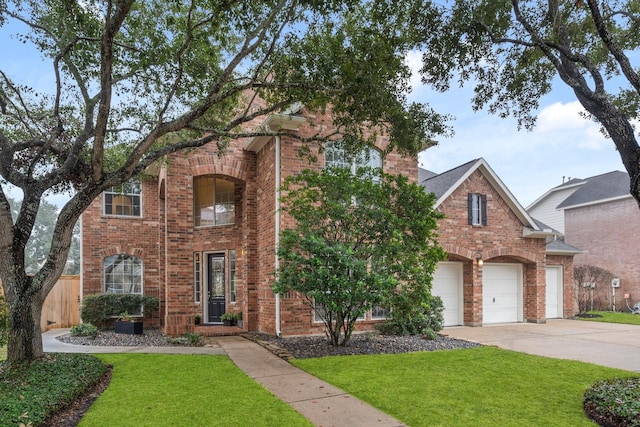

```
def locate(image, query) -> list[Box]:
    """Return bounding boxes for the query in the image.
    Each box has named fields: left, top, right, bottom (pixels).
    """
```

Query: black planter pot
left=115, top=320, right=143, bottom=335
left=223, top=319, right=234, bottom=326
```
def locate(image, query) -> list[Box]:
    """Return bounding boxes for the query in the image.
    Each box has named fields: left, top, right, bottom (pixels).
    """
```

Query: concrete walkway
left=42, top=329, right=405, bottom=427
left=443, top=319, right=640, bottom=372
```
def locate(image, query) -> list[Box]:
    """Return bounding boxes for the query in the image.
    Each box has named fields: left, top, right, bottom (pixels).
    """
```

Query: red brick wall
left=564, top=197, right=640, bottom=309
left=437, top=169, right=547, bottom=324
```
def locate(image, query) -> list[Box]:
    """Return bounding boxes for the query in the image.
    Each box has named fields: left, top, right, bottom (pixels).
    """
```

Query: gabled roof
left=420, top=158, right=553, bottom=237
left=526, top=178, right=586, bottom=210
left=556, top=171, right=631, bottom=209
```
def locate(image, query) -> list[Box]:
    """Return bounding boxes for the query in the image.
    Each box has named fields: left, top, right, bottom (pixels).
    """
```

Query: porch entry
left=207, top=253, right=226, bottom=323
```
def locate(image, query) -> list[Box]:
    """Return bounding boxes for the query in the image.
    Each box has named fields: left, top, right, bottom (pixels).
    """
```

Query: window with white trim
left=468, top=193, right=487, bottom=226
left=194, top=177, right=235, bottom=227
left=194, top=253, right=201, bottom=303
left=104, top=179, right=141, bottom=216
left=104, top=254, right=143, bottom=294
left=325, top=141, right=382, bottom=178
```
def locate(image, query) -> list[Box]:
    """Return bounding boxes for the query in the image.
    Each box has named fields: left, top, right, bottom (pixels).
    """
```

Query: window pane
left=104, top=254, right=143, bottom=295
left=229, top=250, right=236, bottom=303
left=194, top=176, right=214, bottom=226
left=325, top=142, right=350, bottom=169
left=471, top=194, right=481, bottom=225
left=214, top=178, right=235, bottom=225
left=104, top=179, right=141, bottom=216
left=194, top=253, right=201, bottom=303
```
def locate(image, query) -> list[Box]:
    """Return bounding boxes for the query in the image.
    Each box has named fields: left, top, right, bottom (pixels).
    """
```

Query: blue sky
left=1, top=22, right=629, bottom=208
left=405, top=51, right=626, bottom=207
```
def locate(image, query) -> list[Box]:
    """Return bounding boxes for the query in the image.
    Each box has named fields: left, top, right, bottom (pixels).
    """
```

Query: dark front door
left=207, top=254, right=225, bottom=323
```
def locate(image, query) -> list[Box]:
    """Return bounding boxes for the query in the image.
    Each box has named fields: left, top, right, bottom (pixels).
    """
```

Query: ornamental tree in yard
left=0, top=0, right=449, bottom=362
left=273, top=167, right=445, bottom=346
left=417, top=0, right=640, bottom=207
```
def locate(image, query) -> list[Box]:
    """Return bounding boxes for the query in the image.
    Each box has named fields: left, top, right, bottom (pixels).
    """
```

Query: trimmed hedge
left=81, top=294, right=159, bottom=328
left=584, top=377, right=640, bottom=426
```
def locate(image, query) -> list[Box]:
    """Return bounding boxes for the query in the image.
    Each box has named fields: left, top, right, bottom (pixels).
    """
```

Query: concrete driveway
left=443, top=319, right=640, bottom=372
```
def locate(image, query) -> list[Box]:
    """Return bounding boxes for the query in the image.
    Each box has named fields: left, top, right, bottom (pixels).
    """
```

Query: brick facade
left=81, top=107, right=417, bottom=337
left=564, top=197, right=640, bottom=308
left=434, top=168, right=576, bottom=325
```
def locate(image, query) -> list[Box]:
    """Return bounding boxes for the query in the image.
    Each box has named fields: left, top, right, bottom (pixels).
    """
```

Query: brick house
left=81, top=106, right=418, bottom=337
left=528, top=171, right=640, bottom=310
left=420, top=159, right=580, bottom=326
left=81, top=107, right=580, bottom=336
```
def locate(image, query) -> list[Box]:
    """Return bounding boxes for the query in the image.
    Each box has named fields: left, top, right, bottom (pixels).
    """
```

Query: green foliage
left=584, top=377, right=640, bottom=426
left=0, top=295, right=7, bottom=348
left=378, top=294, right=444, bottom=337
left=70, top=322, right=98, bottom=338
left=579, top=311, right=640, bottom=326
left=0, top=353, right=107, bottom=426
left=220, top=313, right=238, bottom=323
left=80, top=294, right=159, bottom=328
left=185, top=332, right=203, bottom=347
left=274, top=167, right=445, bottom=346
left=293, top=347, right=633, bottom=426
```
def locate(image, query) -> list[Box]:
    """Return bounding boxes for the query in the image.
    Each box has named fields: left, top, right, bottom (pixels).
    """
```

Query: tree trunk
left=6, top=290, right=44, bottom=363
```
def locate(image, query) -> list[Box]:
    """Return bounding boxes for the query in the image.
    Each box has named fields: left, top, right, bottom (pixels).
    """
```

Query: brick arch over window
left=189, top=156, right=251, bottom=182
left=99, top=246, right=144, bottom=258
left=441, top=244, right=539, bottom=264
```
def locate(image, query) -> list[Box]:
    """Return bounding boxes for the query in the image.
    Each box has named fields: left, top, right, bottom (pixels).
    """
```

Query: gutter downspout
left=275, top=136, right=282, bottom=337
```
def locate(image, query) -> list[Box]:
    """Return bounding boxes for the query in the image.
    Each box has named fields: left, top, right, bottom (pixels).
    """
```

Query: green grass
left=293, top=346, right=634, bottom=426
left=0, top=345, right=5, bottom=361
left=579, top=310, right=640, bottom=325
left=80, top=354, right=312, bottom=427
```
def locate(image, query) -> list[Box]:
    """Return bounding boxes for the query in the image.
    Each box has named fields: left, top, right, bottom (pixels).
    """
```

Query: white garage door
left=483, top=263, right=522, bottom=324
left=546, top=266, right=563, bottom=319
left=432, top=262, right=463, bottom=326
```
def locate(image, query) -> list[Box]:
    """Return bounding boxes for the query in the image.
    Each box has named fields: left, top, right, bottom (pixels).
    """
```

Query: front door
left=207, top=254, right=226, bottom=323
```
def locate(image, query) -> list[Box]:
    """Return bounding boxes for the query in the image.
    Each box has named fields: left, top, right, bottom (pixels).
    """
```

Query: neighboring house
left=81, top=105, right=417, bottom=337
left=420, top=159, right=580, bottom=326
left=529, top=171, right=640, bottom=308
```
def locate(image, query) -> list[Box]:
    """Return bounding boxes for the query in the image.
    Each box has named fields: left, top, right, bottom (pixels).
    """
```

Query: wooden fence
left=0, top=275, right=81, bottom=331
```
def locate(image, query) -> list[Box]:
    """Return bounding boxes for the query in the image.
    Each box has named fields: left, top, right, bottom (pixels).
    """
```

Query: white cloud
left=537, top=101, right=587, bottom=132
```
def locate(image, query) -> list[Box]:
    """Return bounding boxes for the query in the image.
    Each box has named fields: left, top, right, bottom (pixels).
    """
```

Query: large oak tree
left=417, top=0, right=640, bottom=205
left=0, top=0, right=447, bottom=362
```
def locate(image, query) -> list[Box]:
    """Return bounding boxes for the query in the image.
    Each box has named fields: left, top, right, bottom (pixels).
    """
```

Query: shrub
left=70, top=322, right=98, bottom=338
left=185, top=332, right=203, bottom=346
left=0, top=353, right=108, bottom=426
left=584, top=377, right=640, bottom=426
left=379, top=294, right=444, bottom=338
left=81, top=294, right=159, bottom=328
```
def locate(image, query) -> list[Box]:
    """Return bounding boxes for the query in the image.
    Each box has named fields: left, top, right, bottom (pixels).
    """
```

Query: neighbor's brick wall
left=438, top=170, right=547, bottom=325
left=565, top=197, right=640, bottom=308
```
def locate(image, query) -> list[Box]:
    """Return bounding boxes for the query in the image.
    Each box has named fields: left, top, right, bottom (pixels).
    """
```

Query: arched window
left=104, top=254, right=143, bottom=294
left=194, top=177, right=235, bottom=227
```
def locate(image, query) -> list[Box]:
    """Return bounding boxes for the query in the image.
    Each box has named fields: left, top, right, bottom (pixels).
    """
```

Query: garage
left=545, top=266, right=563, bottom=318
left=432, top=262, right=463, bottom=326
left=482, top=263, right=522, bottom=324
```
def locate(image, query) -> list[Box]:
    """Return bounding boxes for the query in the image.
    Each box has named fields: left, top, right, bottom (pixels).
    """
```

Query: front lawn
left=80, top=354, right=312, bottom=426
left=578, top=310, right=640, bottom=325
left=293, top=346, right=633, bottom=426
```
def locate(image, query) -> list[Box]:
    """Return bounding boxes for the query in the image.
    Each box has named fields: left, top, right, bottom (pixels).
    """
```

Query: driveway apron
left=443, top=319, right=640, bottom=372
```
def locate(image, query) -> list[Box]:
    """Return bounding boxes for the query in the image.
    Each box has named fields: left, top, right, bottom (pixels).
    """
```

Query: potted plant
left=220, top=312, right=237, bottom=326
left=236, top=311, right=243, bottom=328
left=194, top=313, right=201, bottom=325
left=114, top=311, right=143, bottom=335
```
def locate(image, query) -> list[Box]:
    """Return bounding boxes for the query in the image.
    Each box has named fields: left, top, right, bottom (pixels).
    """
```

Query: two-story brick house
left=81, top=106, right=418, bottom=336
left=81, top=105, right=580, bottom=336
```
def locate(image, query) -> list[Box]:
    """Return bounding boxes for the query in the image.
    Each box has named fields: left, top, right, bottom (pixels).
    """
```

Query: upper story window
left=104, top=179, right=142, bottom=217
left=194, top=176, right=235, bottom=227
left=468, top=193, right=487, bottom=226
left=325, top=142, right=382, bottom=177
left=104, top=254, right=143, bottom=294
